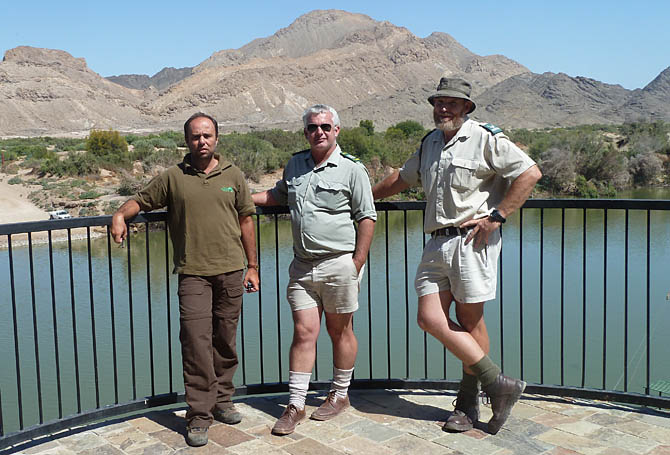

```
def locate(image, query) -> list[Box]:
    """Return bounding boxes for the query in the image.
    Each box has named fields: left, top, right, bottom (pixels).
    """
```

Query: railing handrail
left=2, top=198, right=670, bottom=450
left=1, top=198, right=669, bottom=236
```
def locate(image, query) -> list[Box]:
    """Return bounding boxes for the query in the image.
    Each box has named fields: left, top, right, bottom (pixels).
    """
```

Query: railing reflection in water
left=1, top=199, right=669, bottom=450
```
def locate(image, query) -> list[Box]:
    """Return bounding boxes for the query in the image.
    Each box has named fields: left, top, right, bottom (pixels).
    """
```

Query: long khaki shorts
left=414, top=230, right=501, bottom=303
left=287, top=252, right=363, bottom=313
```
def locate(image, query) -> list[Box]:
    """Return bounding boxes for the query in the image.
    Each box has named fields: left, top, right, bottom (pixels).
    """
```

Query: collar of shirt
left=430, top=118, right=475, bottom=150
left=182, top=153, right=231, bottom=176
left=304, top=144, right=342, bottom=172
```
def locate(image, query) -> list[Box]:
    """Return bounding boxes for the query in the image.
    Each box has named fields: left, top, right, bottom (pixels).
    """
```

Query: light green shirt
left=399, top=119, right=536, bottom=234
left=270, top=145, right=377, bottom=260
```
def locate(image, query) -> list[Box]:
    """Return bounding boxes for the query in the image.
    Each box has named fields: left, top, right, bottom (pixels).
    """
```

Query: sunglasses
left=306, top=123, right=333, bottom=133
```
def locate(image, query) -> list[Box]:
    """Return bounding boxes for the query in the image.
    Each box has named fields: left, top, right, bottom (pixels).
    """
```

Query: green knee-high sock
left=460, top=370, right=479, bottom=394
left=469, top=355, right=501, bottom=388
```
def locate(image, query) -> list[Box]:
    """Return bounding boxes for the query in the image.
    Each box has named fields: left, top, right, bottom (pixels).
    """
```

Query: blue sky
left=1, top=0, right=667, bottom=89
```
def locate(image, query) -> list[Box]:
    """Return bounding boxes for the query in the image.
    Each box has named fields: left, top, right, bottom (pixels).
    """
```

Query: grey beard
left=435, top=116, right=465, bottom=133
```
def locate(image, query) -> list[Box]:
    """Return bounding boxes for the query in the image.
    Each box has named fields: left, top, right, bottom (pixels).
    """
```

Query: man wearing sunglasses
left=253, top=104, right=376, bottom=435
left=372, top=77, right=541, bottom=435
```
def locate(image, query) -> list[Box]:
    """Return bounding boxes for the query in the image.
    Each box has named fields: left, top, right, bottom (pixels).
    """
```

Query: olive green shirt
left=132, top=153, right=256, bottom=275
left=399, top=119, right=536, bottom=233
left=270, top=145, right=377, bottom=260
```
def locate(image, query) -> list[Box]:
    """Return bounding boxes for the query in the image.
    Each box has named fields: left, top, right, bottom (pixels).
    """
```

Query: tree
left=629, top=152, right=663, bottom=186
left=359, top=120, right=374, bottom=136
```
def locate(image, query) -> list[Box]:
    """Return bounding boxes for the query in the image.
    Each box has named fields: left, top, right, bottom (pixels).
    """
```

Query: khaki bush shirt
left=132, top=154, right=256, bottom=275
left=399, top=119, right=535, bottom=233
left=270, top=145, right=377, bottom=260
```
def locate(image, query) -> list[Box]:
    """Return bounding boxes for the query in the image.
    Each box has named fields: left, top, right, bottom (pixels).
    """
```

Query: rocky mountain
left=0, top=9, right=668, bottom=137
left=107, top=66, right=192, bottom=91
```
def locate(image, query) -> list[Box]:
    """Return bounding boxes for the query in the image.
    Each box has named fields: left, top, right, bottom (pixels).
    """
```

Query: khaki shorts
left=414, top=230, right=501, bottom=303
left=287, top=252, right=363, bottom=314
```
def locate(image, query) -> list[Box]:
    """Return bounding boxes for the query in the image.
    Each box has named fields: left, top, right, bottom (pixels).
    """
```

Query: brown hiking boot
left=310, top=391, right=350, bottom=421
left=482, top=373, right=526, bottom=434
left=272, top=404, right=306, bottom=435
left=442, top=389, right=480, bottom=432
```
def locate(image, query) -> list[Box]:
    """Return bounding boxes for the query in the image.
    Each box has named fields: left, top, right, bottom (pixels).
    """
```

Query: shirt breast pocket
left=450, top=158, right=481, bottom=192
left=314, top=180, right=348, bottom=209
left=287, top=175, right=307, bottom=205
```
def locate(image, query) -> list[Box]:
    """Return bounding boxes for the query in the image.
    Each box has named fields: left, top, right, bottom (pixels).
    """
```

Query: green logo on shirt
left=220, top=187, right=234, bottom=192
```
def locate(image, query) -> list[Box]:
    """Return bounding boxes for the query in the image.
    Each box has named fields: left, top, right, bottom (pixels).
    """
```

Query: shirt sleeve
left=398, top=147, right=422, bottom=187
left=269, top=167, right=289, bottom=205
left=234, top=168, right=256, bottom=217
left=131, top=173, right=168, bottom=212
left=349, top=164, right=377, bottom=222
left=486, top=134, right=536, bottom=180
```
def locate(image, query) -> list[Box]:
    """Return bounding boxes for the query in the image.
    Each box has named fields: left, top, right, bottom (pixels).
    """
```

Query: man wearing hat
left=372, top=77, right=541, bottom=434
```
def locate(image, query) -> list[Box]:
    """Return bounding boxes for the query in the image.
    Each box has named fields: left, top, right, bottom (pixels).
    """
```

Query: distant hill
left=1, top=9, right=668, bottom=137
left=107, top=66, right=192, bottom=91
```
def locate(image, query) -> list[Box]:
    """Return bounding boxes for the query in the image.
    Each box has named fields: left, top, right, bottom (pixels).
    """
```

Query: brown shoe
left=272, top=404, right=306, bottom=435
left=482, top=373, right=526, bottom=434
left=443, top=389, right=480, bottom=432
left=310, top=391, right=350, bottom=421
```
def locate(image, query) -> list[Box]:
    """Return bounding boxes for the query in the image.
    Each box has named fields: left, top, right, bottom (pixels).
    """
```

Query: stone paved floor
left=3, top=389, right=670, bottom=455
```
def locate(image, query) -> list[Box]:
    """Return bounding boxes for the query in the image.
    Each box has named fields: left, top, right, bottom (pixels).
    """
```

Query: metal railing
left=1, top=199, right=669, bottom=450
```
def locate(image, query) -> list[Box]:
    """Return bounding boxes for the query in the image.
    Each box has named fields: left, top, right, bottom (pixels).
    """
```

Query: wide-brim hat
left=427, top=77, right=476, bottom=114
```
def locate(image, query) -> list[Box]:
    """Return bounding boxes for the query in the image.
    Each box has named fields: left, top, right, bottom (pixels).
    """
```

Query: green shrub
left=86, top=130, right=129, bottom=168
left=79, top=190, right=101, bottom=200
left=8, top=176, right=23, bottom=185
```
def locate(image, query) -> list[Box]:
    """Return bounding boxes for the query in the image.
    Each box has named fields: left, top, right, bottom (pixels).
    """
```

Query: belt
left=431, top=226, right=470, bottom=238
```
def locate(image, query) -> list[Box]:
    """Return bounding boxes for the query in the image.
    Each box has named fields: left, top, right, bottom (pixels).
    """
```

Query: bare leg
left=324, top=311, right=357, bottom=369
left=289, top=307, right=322, bottom=372
left=455, top=302, right=488, bottom=375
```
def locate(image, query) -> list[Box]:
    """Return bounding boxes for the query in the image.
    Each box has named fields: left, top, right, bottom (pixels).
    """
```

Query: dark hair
left=184, top=112, right=219, bottom=140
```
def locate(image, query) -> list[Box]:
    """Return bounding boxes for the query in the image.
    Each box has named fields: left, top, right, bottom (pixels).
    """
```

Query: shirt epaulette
left=341, top=152, right=361, bottom=163
left=481, top=123, right=503, bottom=135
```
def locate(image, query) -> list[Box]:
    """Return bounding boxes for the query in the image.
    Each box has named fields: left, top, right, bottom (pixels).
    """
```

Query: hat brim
left=428, top=90, right=476, bottom=114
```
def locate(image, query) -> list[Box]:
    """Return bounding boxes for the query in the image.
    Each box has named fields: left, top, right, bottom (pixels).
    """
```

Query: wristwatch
left=488, top=209, right=506, bottom=224
left=247, top=264, right=259, bottom=270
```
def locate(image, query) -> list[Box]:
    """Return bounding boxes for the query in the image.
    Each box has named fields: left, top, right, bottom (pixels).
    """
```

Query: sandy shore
left=0, top=175, right=101, bottom=248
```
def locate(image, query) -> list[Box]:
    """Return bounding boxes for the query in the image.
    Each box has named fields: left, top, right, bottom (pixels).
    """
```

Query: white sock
left=288, top=371, right=311, bottom=410
left=331, top=367, right=354, bottom=399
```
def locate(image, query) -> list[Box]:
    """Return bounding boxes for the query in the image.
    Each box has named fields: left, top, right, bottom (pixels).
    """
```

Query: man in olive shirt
left=111, top=113, right=259, bottom=447
left=253, top=104, right=376, bottom=435
left=373, top=77, right=541, bottom=434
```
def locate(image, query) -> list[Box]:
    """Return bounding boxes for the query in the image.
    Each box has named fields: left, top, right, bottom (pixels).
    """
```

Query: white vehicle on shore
left=48, top=209, right=72, bottom=220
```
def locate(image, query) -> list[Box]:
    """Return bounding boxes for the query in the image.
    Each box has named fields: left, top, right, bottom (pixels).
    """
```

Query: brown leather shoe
left=310, top=391, right=350, bottom=421
left=482, top=373, right=526, bottom=434
left=443, top=389, right=480, bottom=432
left=272, top=404, right=306, bottom=435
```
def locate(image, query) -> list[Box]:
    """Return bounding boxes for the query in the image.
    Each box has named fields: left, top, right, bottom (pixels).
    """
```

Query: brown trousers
left=178, top=271, right=244, bottom=428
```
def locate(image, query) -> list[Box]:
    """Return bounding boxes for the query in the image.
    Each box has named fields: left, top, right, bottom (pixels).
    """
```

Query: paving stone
left=501, top=415, right=551, bottom=438
left=102, top=427, right=154, bottom=449
left=555, top=420, right=603, bottom=436
left=349, top=406, right=402, bottom=425
left=91, top=421, right=133, bottom=437
left=331, top=435, right=394, bottom=455
left=226, top=438, right=291, bottom=455
left=16, top=444, right=77, bottom=455
left=388, top=417, right=445, bottom=440
left=124, top=442, right=174, bottom=455
left=207, top=424, right=255, bottom=448
left=647, top=446, right=670, bottom=455
left=486, top=425, right=555, bottom=454
left=282, top=437, right=345, bottom=455
left=296, top=420, right=353, bottom=445
left=585, top=411, right=632, bottom=426
left=128, top=416, right=167, bottom=434
left=343, top=419, right=404, bottom=442
left=530, top=412, right=581, bottom=428
left=508, top=401, right=547, bottom=419
left=547, top=448, right=581, bottom=454
left=639, top=413, right=670, bottom=429
left=433, top=432, right=506, bottom=455
left=19, top=439, right=60, bottom=454
left=590, top=427, right=660, bottom=454
left=642, top=425, right=670, bottom=445
left=77, top=444, right=126, bottom=455
left=612, top=419, right=653, bottom=437
left=536, top=429, right=605, bottom=455
left=57, top=431, right=108, bottom=452
left=173, top=443, right=233, bottom=454
left=149, top=428, right=189, bottom=449
left=382, top=434, right=455, bottom=454
left=246, top=424, right=304, bottom=446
